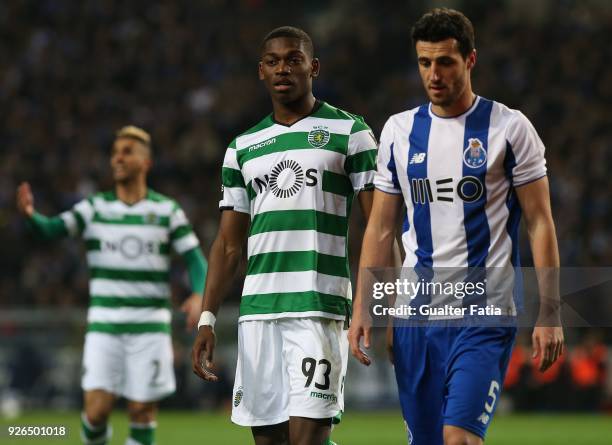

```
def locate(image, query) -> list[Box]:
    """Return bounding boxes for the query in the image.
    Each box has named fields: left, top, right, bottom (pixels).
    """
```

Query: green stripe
left=250, top=210, right=347, bottom=237
left=159, top=243, right=171, bottom=255
left=87, top=322, right=171, bottom=334
left=170, top=225, right=192, bottom=241
left=73, top=210, right=86, bottom=233
left=90, top=268, right=169, bottom=282
left=92, top=212, right=170, bottom=227
left=240, top=292, right=349, bottom=317
left=237, top=132, right=348, bottom=168
left=246, top=181, right=257, bottom=201
left=345, top=149, right=377, bottom=174
left=247, top=251, right=348, bottom=277
left=322, top=171, right=353, bottom=197
left=350, top=118, right=371, bottom=134
left=222, top=167, right=246, bottom=188
left=85, top=239, right=101, bottom=251
left=90, top=296, right=171, bottom=308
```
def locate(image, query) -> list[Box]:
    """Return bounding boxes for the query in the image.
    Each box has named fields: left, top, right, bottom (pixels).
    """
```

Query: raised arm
left=16, top=181, right=69, bottom=240
left=515, top=176, right=564, bottom=372
left=191, top=209, right=249, bottom=381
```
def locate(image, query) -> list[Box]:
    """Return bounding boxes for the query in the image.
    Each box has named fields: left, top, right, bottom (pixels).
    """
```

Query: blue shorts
left=393, top=323, right=516, bottom=444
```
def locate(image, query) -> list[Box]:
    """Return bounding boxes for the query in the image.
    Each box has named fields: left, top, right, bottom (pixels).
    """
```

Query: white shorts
left=231, top=317, right=348, bottom=427
left=81, top=332, right=175, bottom=402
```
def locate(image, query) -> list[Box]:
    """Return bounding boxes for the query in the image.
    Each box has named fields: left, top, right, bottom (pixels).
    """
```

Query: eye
left=265, top=59, right=277, bottom=66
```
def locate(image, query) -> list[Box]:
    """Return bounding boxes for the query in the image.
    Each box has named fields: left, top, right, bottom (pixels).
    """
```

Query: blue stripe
left=504, top=140, right=524, bottom=310
left=462, top=99, right=493, bottom=308
left=407, top=105, right=433, bottom=268
left=387, top=142, right=401, bottom=190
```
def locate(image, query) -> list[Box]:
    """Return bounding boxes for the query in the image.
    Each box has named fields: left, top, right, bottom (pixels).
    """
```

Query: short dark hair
left=411, top=8, right=475, bottom=59
left=262, top=26, right=314, bottom=58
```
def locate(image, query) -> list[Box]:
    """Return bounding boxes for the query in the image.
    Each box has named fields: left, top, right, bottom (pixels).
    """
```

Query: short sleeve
left=60, top=198, right=94, bottom=237
left=374, top=119, right=401, bottom=194
left=344, top=118, right=377, bottom=192
left=219, top=140, right=250, bottom=213
left=505, top=112, right=547, bottom=187
left=169, top=204, right=200, bottom=254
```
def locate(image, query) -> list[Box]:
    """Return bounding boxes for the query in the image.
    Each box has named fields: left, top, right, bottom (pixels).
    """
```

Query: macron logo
left=247, top=138, right=276, bottom=152
left=409, top=153, right=426, bottom=164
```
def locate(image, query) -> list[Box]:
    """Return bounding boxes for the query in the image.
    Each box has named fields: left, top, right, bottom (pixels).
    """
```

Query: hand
left=386, top=320, right=394, bottom=365
left=180, top=293, right=202, bottom=332
left=532, top=326, right=564, bottom=372
left=348, top=313, right=372, bottom=366
left=191, top=325, right=218, bottom=382
left=16, top=182, right=34, bottom=217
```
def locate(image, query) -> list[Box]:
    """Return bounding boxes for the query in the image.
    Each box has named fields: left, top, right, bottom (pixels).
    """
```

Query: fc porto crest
left=463, top=138, right=487, bottom=168
left=308, top=126, right=330, bottom=148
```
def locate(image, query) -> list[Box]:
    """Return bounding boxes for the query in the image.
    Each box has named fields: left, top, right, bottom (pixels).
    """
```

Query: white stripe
left=427, top=117, right=469, bottom=267
left=93, top=197, right=174, bottom=216
left=348, top=129, right=376, bottom=156
left=247, top=230, right=346, bottom=258
left=60, top=211, right=78, bottom=236
left=87, top=223, right=167, bottom=239
left=242, top=271, right=351, bottom=298
left=172, top=233, right=199, bottom=254
left=349, top=171, right=375, bottom=191
left=223, top=147, right=240, bottom=169
left=236, top=125, right=285, bottom=150
left=239, top=311, right=345, bottom=322
left=87, top=252, right=169, bottom=271
left=90, top=279, right=170, bottom=297
left=220, top=184, right=249, bottom=213
left=88, top=307, right=171, bottom=323
left=290, top=117, right=354, bottom=135
left=252, top=189, right=347, bottom=218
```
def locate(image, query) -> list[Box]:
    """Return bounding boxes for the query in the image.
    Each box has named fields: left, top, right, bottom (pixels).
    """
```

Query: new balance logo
left=477, top=413, right=490, bottom=425
left=409, top=153, right=426, bottom=164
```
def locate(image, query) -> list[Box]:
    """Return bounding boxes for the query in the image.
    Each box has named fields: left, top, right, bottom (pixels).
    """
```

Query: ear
left=258, top=61, right=264, bottom=80
left=467, top=49, right=477, bottom=70
left=311, top=58, right=320, bottom=78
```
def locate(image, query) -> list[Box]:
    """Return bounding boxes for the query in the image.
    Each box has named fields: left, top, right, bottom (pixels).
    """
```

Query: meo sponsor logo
left=410, top=176, right=484, bottom=204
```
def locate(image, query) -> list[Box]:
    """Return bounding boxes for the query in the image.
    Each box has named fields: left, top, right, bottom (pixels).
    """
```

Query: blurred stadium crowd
left=0, top=0, right=611, bottom=411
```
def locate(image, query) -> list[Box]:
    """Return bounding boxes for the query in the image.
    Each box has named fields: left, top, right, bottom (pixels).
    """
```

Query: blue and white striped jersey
left=375, top=96, right=546, bottom=270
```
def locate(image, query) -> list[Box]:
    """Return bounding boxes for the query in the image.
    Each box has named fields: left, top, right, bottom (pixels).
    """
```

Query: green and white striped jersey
left=59, top=190, right=200, bottom=334
left=220, top=101, right=377, bottom=321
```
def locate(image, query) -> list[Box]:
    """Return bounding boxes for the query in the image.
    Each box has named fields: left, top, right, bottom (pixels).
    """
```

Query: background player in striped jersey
left=191, top=27, right=377, bottom=444
left=349, top=8, right=564, bottom=445
left=16, top=126, right=207, bottom=445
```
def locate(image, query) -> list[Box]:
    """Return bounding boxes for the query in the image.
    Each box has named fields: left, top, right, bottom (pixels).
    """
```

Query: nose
left=430, top=62, right=441, bottom=81
left=276, top=59, right=290, bottom=74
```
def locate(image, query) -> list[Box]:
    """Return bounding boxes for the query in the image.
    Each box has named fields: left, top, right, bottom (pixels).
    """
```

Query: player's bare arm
left=515, top=176, right=564, bottom=372
left=349, top=189, right=403, bottom=366
left=191, top=210, right=249, bottom=381
left=16, top=182, right=35, bottom=217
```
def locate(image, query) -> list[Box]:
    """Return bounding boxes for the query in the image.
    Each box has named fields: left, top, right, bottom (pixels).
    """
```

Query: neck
left=272, top=93, right=316, bottom=125
left=431, top=89, right=476, bottom=118
left=115, top=178, right=147, bottom=205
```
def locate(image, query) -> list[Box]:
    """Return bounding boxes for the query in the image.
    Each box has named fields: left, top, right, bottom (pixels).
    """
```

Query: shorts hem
left=288, top=409, right=339, bottom=420
left=443, top=421, right=486, bottom=440
left=231, top=415, right=289, bottom=427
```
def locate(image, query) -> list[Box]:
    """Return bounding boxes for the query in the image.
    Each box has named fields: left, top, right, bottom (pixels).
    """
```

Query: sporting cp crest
left=234, top=387, right=243, bottom=407
left=307, top=126, right=330, bottom=148
left=463, top=138, right=487, bottom=168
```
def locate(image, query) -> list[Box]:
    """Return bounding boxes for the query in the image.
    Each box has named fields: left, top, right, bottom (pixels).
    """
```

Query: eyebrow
left=262, top=49, right=306, bottom=58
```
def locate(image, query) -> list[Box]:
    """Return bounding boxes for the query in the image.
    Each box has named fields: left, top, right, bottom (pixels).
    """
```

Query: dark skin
left=258, top=37, right=320, bottom=125
left=192, top=36, right=371, bottom=445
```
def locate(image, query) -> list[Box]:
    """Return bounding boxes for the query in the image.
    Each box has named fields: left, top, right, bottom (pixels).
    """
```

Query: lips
left=273, top=79, right=293, bottom=91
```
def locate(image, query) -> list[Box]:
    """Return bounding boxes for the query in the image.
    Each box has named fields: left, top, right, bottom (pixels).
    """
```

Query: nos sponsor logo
left=252, top=159, right=318, bottom=198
